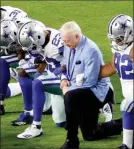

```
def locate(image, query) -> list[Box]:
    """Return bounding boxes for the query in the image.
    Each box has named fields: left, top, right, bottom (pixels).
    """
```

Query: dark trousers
left=64, top=87, right=113, bottom=141
left=102, top=87, right=114, bottom=106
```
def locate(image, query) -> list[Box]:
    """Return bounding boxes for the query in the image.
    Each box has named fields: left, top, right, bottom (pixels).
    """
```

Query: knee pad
left=120, top=99, right=134, bottom=113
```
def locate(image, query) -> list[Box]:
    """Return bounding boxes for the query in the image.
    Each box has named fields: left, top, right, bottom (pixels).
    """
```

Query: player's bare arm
left=16, top=46, right=26, bottom=60
left=129, top=44, right=134, bottom=62
left=99, top=56, right=116, bottom=78
left=34, top=57, right=47, bottom=73
left=37, top=63, right=47, bottom=73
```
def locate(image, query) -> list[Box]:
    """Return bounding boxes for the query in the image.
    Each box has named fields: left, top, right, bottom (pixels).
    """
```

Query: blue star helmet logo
left=3, top=32, right=9, bottom=39
left=27, top=30, right=33, bottom=37
left=120, top=22, right=127, bottom=30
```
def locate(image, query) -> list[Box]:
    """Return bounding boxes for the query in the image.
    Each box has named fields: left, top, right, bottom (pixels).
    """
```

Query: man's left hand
left=62, top=86, right=68, bottom=95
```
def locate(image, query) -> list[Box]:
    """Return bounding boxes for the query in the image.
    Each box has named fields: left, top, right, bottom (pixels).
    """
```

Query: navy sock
left=5, top=87, right=11, bottom=98
left=18, top=76, right=33, bottom=111
left=33, top=79, right=46, bottom=121
left=0, top=58, right=10, bottom=101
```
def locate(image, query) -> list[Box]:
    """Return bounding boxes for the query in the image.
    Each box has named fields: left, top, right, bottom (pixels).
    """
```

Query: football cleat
left=10, top=112, right=33, bottom=126
left=17, top=124, right=43, bottom=139
left=56, top=121, right=66, bottom=128
left=0, top=105, right=5, bottom=115
left=116, top=144, right=129, bottom=149
left=60, top=139, right=79, bottom=149
left=102, top=103, right=113, bottom=122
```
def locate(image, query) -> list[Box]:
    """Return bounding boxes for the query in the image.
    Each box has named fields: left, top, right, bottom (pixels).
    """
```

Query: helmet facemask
left=18, top=20, right=47, bottom=53
left=108, top=14, right=133, bottom=51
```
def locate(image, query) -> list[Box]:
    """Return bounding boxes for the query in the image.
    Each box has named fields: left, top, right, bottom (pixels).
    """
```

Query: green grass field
left=1, top=1, right=133, bottom=149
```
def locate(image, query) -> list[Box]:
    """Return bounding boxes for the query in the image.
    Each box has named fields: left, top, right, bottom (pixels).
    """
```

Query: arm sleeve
left=84, top=50, right=101, bottom=87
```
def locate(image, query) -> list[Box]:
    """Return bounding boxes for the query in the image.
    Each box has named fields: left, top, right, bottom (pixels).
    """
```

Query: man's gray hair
left=60, top=21, right=82, bottom=36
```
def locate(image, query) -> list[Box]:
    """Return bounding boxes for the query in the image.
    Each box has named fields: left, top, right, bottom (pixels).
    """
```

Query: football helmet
left=0, top=6, right=28, bottom=28
left=0, top=19, right=18, bottom=47
left=108, top=14, right=133, bottom=51
left=18, top=20, right=47, bottom=51
left=0, top=6, right=12, bottom=20
left=12, top=10, right=28, bottom=28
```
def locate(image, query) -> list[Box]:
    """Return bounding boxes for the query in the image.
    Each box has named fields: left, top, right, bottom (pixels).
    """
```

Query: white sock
left=24, top=110, right=33, bottom=116
left=33, top=121, right=41, bottom=126
left=123, top=128, right=133, bottom=149
left=0, top=101, right=3, bottom=105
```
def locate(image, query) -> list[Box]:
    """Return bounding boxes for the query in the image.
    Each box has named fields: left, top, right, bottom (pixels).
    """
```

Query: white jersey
left=1, top=6, right=28, bottom=22
left=112, top=43, right=134, bottom=99
left=41, top=27, right=64, bottom=72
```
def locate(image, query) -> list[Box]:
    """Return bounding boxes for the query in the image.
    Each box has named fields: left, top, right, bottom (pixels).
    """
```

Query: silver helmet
left=1, top=6, right=28, bottom=27
left=0, top=19, right=18, bottom=47
left=10, top=10, right=28, bottom=28
left=0, top=6, right=12, bottom=20
left=18, top=20, right=47, bottom=51
left=108, top=14, right=133, bottom=51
